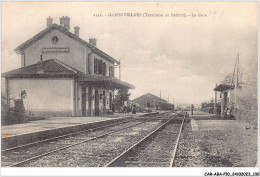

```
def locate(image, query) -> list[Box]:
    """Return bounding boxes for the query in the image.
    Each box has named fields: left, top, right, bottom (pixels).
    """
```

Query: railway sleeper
left=125, top=157, right=171, bottom=162
left=124, top=161, right=170, bottom=164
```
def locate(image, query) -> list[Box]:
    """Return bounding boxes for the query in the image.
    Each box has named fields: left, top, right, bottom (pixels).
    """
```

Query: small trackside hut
left=214, top=84, right=234, bottom=116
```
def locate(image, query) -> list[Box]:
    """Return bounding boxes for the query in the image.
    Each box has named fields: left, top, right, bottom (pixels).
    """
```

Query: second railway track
left=105, top=112, right=185, bottom=167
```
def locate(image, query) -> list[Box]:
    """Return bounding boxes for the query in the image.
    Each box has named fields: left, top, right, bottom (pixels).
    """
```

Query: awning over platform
left=214, top=84, right=233, bottom=92
left=78, top=75, right=135, bottom=89
left=2, top=59, right=135, bottom=90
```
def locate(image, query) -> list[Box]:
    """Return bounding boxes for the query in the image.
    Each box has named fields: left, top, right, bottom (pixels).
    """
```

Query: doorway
left=109, top=92, right=112, bottom=109
left=95, top=89, right=99, bottom=116
left=224, top=92, right=228, bottom=110
left=103, top=90, right=106, bottom=112
left=88, top=87, right=92, bottom=116
left=82, top=87, right=86, bottom=116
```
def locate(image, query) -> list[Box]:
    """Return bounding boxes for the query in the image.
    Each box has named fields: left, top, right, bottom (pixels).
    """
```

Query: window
left=87, top=54, right=91, bottom=74
left=94, top=58, right=98, bottom=74
left=109, top=66, right=114, bottom=77
left=102, top=62, right=106, bottom=76
left=112, top=67, right=114, bottom=77
left=98, top=60, right=103, bottom=74
left=94, top=58, right=109, bottom=76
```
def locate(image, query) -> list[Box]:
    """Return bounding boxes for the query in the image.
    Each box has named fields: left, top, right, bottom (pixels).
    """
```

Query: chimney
left=37, top=55, right=44, bottom=73
left=74, top=26, right=80, bottom=36
left=47, top=16, right=53, bottom=27
left=89, top=38, right=97, bottom=47
left=59, top=16, right=70, bottom=30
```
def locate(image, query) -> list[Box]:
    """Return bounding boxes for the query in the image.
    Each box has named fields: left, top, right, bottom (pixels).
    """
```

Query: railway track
left=2, top=111, right=184, bottom=167
left=2, top=119, right=149, bottom=167
left=104, top=112, right=185, bottom=167
left=2, top=115, right=172, bottom=167
left=2, top=118, right=133, bottom=153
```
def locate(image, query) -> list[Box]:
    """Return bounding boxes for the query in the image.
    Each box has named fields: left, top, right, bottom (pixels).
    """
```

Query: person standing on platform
left=112, top=103, right=115, bottom=113
left=132, top=105, right=136, bottom=114
left=191, top=104, right=194, bottom=115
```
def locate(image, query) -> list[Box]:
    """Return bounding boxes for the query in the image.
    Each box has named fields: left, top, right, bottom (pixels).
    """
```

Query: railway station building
left=2, top=16, right=134, bottom=117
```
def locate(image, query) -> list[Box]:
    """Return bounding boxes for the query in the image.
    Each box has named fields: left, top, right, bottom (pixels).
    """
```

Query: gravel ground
left=22, top=121, right=163, bottom=167
left=174, top=118, right=258, bottom=167
left=111, top=122, right=182, bottom=167
left=1, top=120, right=151, bottom=167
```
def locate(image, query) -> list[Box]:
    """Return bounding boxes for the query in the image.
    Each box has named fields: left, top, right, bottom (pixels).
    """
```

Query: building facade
left=2, top=16, right=134, bottom=117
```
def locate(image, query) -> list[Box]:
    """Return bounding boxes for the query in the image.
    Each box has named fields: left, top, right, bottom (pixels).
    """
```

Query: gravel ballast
left=174, top=117, right=258, bottom=167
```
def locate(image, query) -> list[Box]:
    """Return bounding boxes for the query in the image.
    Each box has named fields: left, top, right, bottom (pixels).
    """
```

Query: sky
left=1, top=2, right=258, bottom=105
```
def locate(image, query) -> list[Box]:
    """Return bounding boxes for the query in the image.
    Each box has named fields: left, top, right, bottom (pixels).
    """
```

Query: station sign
left=42, top=47, right=70, bottom=53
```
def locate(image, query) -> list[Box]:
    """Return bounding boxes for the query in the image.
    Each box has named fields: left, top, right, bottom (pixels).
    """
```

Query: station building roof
left=2, top=59, right=134, bottom=89
left=2, top=59, right=83, bottom=78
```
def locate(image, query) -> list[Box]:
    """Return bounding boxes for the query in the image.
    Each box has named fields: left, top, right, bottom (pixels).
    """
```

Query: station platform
left=1, top=112, right=153, bottom=150
left=189, top=112, right=253, bottom=131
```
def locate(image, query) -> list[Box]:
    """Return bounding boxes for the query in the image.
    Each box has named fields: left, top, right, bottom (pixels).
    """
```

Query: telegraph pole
left=215, top=83, right=217, bottom=108
left=159, top=90, right=162, bottom=112
left=237, top=53, right=239, bottom=86
left=234, top=53, right=239, bottom=107
left=119, top=59, right=121, bottom=80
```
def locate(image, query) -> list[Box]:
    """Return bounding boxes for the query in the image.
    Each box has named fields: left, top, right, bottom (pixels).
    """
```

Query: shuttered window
left=102, top=62, right=106, bottom=76
left=98, top=60, right=103, bottom=74
left=94, top=58, right=111, bottom=76
left=109, top=66, right=114, bottom=77
left=112, top=67, right=114, bottom=77
left=94, top=58, right=98, bottom=74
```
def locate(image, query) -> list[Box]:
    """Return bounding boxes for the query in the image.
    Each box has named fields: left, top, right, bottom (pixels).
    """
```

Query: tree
left=235, top=72, right=257, bottom=127
left=221, top=68, right=257, bottom=127
left=1, top=91, right=15, bottom=125
left=221, top=73, right=233, bottom=85
left=113, top=89, right=131, bottom=110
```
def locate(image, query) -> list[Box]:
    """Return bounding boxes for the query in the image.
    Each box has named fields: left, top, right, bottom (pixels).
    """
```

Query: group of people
left=121, top=104, right=137, bottom=114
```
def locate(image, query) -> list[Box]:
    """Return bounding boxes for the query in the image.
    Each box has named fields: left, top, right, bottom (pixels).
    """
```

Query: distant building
left=132, top=93, right=173, bottom=110
left=2, top=16, right=134, bottom=117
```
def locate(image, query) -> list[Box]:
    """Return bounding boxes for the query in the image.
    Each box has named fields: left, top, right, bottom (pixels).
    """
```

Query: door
left=109, top=92, right=112, bottom=109
left=82, top=87, right=86, bottom=116
left=103, top=90, right=106, bottom=112
left=224, top=92, right=228, bottom=110
left=95, top=89, right=99, bottom=116
left=88, top=87, right=92, bottom=116
left=221, top=92, right=228, bottom=115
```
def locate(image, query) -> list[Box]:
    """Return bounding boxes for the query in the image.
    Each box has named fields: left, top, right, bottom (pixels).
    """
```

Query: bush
left=1, top=92, right=14, bottom=125
left=1, top=94, right=46, bottom=125
left=234, top=84, right=257, bottom=128
left=223, top=68, right=257, bottom=127
left=1, top=98, right=26, bottom=125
